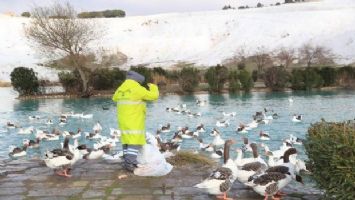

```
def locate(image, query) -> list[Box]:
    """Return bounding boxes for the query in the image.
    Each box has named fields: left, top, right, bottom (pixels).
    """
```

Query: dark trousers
left=122, top=144, right=141, bottom=172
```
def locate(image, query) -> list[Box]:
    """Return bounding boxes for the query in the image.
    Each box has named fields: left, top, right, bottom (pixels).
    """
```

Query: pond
left=0, top=88, right=354, bottom=186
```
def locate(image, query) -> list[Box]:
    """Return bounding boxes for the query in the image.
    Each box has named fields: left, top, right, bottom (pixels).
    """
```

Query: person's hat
left=126, top=70, right=145, bottom=84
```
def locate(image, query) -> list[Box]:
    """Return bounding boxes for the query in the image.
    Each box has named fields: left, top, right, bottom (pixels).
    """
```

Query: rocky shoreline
left=0, top=159, right=323, bottom=200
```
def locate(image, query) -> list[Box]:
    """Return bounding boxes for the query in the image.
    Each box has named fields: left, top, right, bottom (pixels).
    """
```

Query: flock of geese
left=3, top=98, right=308, bottom=199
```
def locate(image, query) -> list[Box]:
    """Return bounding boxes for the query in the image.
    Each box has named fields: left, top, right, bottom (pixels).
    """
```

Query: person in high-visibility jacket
left=112, top=70, right=159, bottom=172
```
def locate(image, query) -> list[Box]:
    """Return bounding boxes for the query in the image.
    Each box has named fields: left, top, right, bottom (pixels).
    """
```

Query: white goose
left=210, top=129, right=225, bottom=146
left=292, top=114, right=302, bottom=122
left=216, top=120, right=229, bottom=127
left=196, top=138, right=214, bottom=152
left=93, top=121, right=103, bottom=133
left=194, top=140, right=236, bottom=200
left=223, top=112, right=236, bottom=117
left=235, top=143, right=267, bottom=168
left=18, top=126, right=34, bottom=135
left=77, top=144, right=111, bottom=160
left=9, top=144, right=28, bottom=158
left=259, top=131, right=270, bottom=141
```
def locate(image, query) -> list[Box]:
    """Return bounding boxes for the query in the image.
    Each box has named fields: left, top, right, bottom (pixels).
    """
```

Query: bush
left=78, top=9, right=125, bottom=18
left=21, top=12, right=31, bottom=17
left=238, top=70, right=254, bottom=92
left=204, top=65, right=229, bottom=93
left=264, top=66, right=290, bottom=91
left=178, top=67, right=199, bottom=93
left=257, top=3, right=263, bottom=7
left=318, top=67, right=337, bottom=86
left=337, top=66, right=355, bottom=88
left=89, top=68, right=125, bottom=90
left=111, top=68, right=126, bottom=88
left=252, top=70, right=258, bottom=82
left=58, top=70, right=82, bottom=93
left=304, top=68, right=323, bottom=90
left=228, top=70, right=240, bottom=93
left=130, top=66, right=153, bottom=86
left=152, top=67, right=167, bottom=76
left=10, top=67, right=39, bottom=96
left=304, top=121, right=355, bottom=200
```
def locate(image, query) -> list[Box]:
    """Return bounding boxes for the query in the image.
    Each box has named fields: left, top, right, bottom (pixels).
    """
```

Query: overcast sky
left=0, top=0, right=236, bottom=16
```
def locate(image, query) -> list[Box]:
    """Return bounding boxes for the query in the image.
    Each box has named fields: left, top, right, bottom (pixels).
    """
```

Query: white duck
left=160, top=123, right=171, bottom=133
left=259, top=131, right=270, bottom=141
left=80, top=113, right=93, bottom=119
left=236, top=124, right=248, bottom=133
left=292, top=114, right=302, bottom=122
left=194, top=140, right=236, bottom=200
left=45, top=119, right=54, bottom=125
left=102, top=151, right=123, bottom=163
left=210, top=129, right=225, bottom=146
left=77, top=144, right=111, bottom=160
left=28, top=115, right=40, bottom=120
left=289, top=134, right=303, bottom=145
left=210, top=147, right=224, bottom=159
left=195, top=124, right=206, bottom=133
left=235, top=143, right=267, bottom=167
left=110, top=128, right=121, bottom=137
left=216, top=120, right=229, bottom=127
left=223, top=112, right=236, bottom=117
left=93, top=121, right=103, bottom=133
left=9, top=144, right=28, bottom=158
left=18, top=126, right=34, bottom=135
left=196, top=138, right=214, bottom=152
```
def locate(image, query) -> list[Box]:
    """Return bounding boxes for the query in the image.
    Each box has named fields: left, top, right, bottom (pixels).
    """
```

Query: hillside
left=1, top=0, right=355, bottom=82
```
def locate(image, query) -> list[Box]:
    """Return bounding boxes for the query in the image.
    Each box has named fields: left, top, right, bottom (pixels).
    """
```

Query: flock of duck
left=3, top=98, right=308, bottom=199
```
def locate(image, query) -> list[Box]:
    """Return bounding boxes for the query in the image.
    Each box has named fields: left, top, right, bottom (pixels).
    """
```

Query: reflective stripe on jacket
left=112, top=79, right=159, bottom=145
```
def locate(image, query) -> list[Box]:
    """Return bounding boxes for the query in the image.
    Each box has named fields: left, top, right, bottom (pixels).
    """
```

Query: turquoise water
left=1, top=88, right=355, bottom=165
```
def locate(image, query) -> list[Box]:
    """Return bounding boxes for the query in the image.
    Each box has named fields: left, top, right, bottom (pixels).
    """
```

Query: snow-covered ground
left=1, top=0, right=355, bottom=82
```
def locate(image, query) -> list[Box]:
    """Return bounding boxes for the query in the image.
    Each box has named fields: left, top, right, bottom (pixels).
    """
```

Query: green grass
left=167, top=151, right=216, bottom=167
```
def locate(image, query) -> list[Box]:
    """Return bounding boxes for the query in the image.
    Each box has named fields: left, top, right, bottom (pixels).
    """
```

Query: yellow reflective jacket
left=112, top=79, right=159, bottom=145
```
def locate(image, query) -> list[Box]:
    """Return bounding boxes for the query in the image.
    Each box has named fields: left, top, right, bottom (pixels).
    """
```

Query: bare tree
left=276, top=47, right=296, bottom=68
left=299, top=43, right=335, bottom=67
left=252, top=46, right=273, bottom=73
left=25, top=2, right=102, bottom=97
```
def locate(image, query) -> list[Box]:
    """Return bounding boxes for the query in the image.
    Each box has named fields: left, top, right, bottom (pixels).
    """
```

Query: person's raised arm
left=141, top=83, right=159, bottom=101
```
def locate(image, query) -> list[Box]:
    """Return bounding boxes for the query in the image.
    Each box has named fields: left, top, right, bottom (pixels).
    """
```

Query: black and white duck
left=260, top=131, right=271, bottom=141
left=194, top=140, right=237, bottom=200
left=23, top=138, right=41, bottom=148
left=160, top=123, right=171, bottom=133
left=196, top=138, right=214, bottom=152
left=9, top=144, right=28, bottom=158
left=77, top=144, right=111, bottom=160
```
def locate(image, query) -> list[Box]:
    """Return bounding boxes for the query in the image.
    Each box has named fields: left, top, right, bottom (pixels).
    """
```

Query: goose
left=289, top=134, right=303, bottom=145
left=44, top=137, right=80, bottom=177
left=235, top=143, right=267, bottom=167
left=93, top=121, right=103, bottom=133
left=288, top=98, right=294, bottom=103
left=193, top=112, right=202, bottom=117
left=246, top=120, right=258, bottom=129
left=196, top=138, right=214, bottom=152
left=59, top=118, right=67, bottom=126
left=85, top=130, right=102, bottom=140
left=265, top=150, right=309, bottom=174
left=292, top=114, right=302, bottom=122
left=93, top=136, right=118, bottom=149
left=110, top=128, right=121, bottom=137
left=180, top=127, right=197, bottom=139
left=77, top=144, right=111, bottom=160
left=9, top=144, right=28, bottom=158
left=261, top=142, right=292, bottom=161
left=171, top=131, right=183, bottom=143
left=263, top=113, right=274, bottom=120
left=194, top=140, right=236, bottom=200
left=23, top=138, right=41, bottom=148
left=196, top=99, right=206, bottom=107
left=71, top=112, right=83, bottom=118
left=241, top=137, right=253, bottom=152
left=216, top=120, right=229, bottom=127
left=18, top=126, right=34, bottom=135
left=223, top=112, right=236, bottom=117
left=62, top=129, right=82, bottom=139
left=160, top=123, right=171, bottom=133
left=166, top=107, right=173, bottom=112
left=272, top=113, right=279, bottom=119
left=210, top=129, right=225, bottom=146
left=259, top=131, right=270, bottom=141
left=246, top=148, right=302, bottom=199
left=195, top=124, right=206, bottom=133
left=156, top=135, right=181, bottom=153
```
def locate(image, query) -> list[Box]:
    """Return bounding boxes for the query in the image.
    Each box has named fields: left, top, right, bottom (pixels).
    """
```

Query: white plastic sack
left=134, top=132, right=173, bottom=176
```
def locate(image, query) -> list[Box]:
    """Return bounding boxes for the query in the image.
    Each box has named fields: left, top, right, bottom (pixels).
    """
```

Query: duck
left=62, top=128, right=82, bottom=139
left=223, top=112, right=236, bottom=117
left=289, top=134, right=303, bottom=145
left=260, top=142, right=292, bottom=161
left=160, top=123, right=171, bottom=133
left=8, top=144, right=28, bottom=158
left=210, top=129, right=225, bottom=146
left=18, top=126, right=34, bottom=135
left=93, top=136, right=118, bottom=149
left=272, top=113, right=279, bottom=119
left=259, top=131, right=270, bottom=141
left=156, top=135, right=181, bottom=153
left=171, top=131, right=183, bottom=143
left=77, top=144, right=111, bottom=160
left=292, top=114, right=302, bottom=122
left=102, top=151, right=123, bottom=163
left=110, top=128, right=121, bottom=137
left=211, top=147, right=224, bottom=159
left=180, top=127, right=198, bottom=139
left=28, top=115, right=40, bottom=120
left=45, top=119, right=54, bottom=125
left=85, top=130, right=102, bottom=140
left=246, top=119, right=258, bottom=129
left=216, top=120, right=229, bottom=127
left=59, top=118, right=67, bottom=126
left=6, top=122, right=18, bottom=129
left=23, top=138, right=41, bottom=148
left=196, top=138, right=214, bottom=152
left=288, top=97, right=294, bottom=103
left=236, top=124, right=248, bottom=133
left=196, top=99, right=206, bottom=107
left=93, top=121, right=103, bottom=133
left=241, top=137, right=253, bottom=152
left=194, top=140, right=236, bottom=200
left=235, top=143, right=267, bottom=167
left=195, top=124, right=206, bottom=133
left=44, top=137, right=80, bottom=177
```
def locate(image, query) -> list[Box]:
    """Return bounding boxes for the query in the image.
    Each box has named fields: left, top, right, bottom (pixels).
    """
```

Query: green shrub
left=304, top=68, right=324, bottom=90
left=238, top=70, right=254, bottom=92
left=304, top=121, right=355, bottom=200
left=10, top=67, right=39, bottom=96
left=204, top=64, right=229, bottom=93
left=179, top=67, right=199, bottom=93
left=318, top=67, right=337, bottom=86
left=58, top=70, right=82, bottom=93
left=228, top=70, right=240, bottom=93
left=111, top=68, right=126, bottom=88
left=252, top=70, right=258, bottom=82
left=152, top=67, right=167, bottom=76
left=264, top=66, right=290, bottom=91
left=21, top=12, right=31, bottom=17
left=78, top=9, right=125, bottom=18
left=290, top=69, right=305, bottom=90
left=337, top=66, right=355, bottom=88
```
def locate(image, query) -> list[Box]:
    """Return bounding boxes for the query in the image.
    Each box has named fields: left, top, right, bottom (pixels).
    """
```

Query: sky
left=0, top=0, right=236, bottom=16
